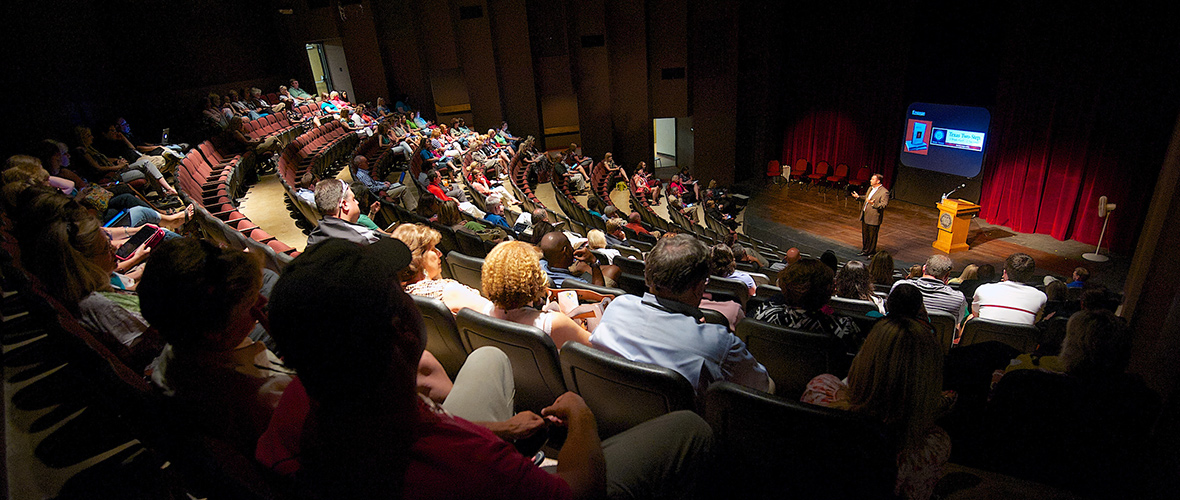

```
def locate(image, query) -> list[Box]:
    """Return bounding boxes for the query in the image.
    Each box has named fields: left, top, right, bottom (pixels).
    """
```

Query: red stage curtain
left=780, top=107, right=903, bottom=188
left=977, top=27, right=1171, bottom=255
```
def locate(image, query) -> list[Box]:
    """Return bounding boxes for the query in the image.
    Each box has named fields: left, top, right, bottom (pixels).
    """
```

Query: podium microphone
left=942, top=183, right=967, bottom=201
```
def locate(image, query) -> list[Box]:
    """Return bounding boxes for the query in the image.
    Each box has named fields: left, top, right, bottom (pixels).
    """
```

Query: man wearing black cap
left=307, top=179, right=384, bottom=247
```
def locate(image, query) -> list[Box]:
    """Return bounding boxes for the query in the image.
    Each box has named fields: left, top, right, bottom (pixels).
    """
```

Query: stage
left=739, top=182, right=1130, bottom=292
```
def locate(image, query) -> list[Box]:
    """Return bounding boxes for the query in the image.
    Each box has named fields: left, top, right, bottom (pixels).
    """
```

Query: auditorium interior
left=5, top=0, right=1180, bottom=497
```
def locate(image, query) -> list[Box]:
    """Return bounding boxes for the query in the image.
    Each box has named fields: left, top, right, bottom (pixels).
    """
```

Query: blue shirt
left=592, top=293, right=771, bottom=397
left=354, top=168, right=389, bottom=194
left=541, top=259, right=589, bottom=287
left=484, top=213, right=511, bottom=230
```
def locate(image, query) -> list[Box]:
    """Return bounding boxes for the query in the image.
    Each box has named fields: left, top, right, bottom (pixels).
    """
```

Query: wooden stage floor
left=741, top=183, right=1129, bottom=290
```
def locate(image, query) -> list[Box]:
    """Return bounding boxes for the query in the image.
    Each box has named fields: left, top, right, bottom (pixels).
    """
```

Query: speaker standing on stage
left=852, top=174, right=889, bottom=256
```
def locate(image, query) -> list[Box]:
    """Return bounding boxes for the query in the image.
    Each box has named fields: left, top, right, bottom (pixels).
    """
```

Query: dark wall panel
left=568, top=0, right=612, bottom=159
left=688, top=0, right=738, bottom=185
left=606, top=0, right=651, bottom=171
left=648, top=0, right=689, bottom=119
left=488, top=0, right=540, bottom=138
left=453, top=0, right=504, bottom=130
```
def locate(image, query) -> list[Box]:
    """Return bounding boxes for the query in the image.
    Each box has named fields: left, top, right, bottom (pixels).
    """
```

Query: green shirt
left=357, top=214, right=380, bottom=230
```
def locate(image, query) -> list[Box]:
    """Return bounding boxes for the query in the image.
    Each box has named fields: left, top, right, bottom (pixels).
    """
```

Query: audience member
left=529, top=208, right=556, bottom=244
left=261, top=238, right=713, bottom=499
left=905, top=264, right=923, bottom=280
left=867, top=250, right=896, bottom=287
left=753, top=258, right=861, bottom=351
left=349, top=182, right=392, bottom=236
left=293, top=171, right=316, bottom=206
left=539, top=231, right=604, bottom=287
left=971, top=253, right=1047, bottom=325
left=710, top=244, right=757, bottom=297
left=802, top=317, right=950, bottom=500
left=819, top=250, right=838, bottom=273
left=891, top=255, right=967, bottom=324
left=306, top=179, right=383, bottom=246
left=948, top=263, right=977, bottom=285
left=1067, top=266, right=1090, bottom=289
left=481, top=241, right=593, bottom=349
left=352, top=155, right=414, bottom=209
left=885, top=283, right=929, bottom=321
left=139, top=238, right=292, bottom=453
left=834, top=260, right=885, bottom=313
left=985, top=310, right=1159, bottom=496
left=74, top=125, right=178, bottom=195
left=958, top=263, right=995, bottom=304
left=592, top=234, right=771, bottom=396
left=390, top=224, right=490, bottom=314
left=624, top=212, right=650, bottom=236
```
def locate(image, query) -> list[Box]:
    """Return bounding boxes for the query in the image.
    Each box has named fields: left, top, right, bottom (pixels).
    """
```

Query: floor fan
left=1082, top=196, right=1116, bottom=262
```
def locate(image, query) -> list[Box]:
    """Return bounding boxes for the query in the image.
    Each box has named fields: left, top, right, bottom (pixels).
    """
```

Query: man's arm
left=722, top=335, right=773, bottom=393
left=875, top=189, right=889, bottom=210
left=543, top=392, right=606, bottom=500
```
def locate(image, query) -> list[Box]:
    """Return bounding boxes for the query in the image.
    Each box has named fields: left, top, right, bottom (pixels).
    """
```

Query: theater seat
left=412, top=294, right=468, bottom=379
left=704, top=381, right=896, bottom=499
left=455, top=308, right=566, bottom=414
left=735, top=318, right=847, bottom=399
left=559, top=342, right=695, bottom=439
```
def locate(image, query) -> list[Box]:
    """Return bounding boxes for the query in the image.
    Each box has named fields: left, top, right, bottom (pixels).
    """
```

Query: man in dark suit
left=852, top=174, right=889, bottom=255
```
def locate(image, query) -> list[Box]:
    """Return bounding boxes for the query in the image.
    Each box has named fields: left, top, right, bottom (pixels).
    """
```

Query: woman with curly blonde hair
left=481, top=241, right=592, bottom=349
left=390, top=223, right=490, bottom=314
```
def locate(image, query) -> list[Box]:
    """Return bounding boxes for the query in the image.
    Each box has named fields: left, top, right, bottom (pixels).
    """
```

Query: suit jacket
left=859, top=186, right=889, bottom=225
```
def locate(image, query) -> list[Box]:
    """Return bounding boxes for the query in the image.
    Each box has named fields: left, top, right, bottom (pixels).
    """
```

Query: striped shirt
left=892, top=277, right=968, bottom=324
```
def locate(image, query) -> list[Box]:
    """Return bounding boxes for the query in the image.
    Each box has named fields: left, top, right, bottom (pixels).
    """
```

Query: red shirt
left=256, top=378, right=571, bottom=500
left=427, top=183, right=452, bottom=202
left=625, top=222, right=651, bottom=235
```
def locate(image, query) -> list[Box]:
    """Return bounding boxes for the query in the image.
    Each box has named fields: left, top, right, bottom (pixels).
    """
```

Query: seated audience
left=710, top=244, right=757, bottom=297
left=948, top=263, right=977, bottom=285
left=139, top=238, right=293, bottom=453
left=74, top=125, right=178, bottom=195
left=349, top=182, right=392, bottom=236
left=971, top=253, right=1047, bottom=325
left=352, top=155, right=414, bottom=209
left=482, top=195, right=512, bottom=230
left=481, top=241, right=593, bottom=349
left=801, top=317, right=950, bottom=500
left=539, top=231, right=605, bottom=287
left=834, top=260, right=885, bottom=314
left=593, top=234, right=771, bottom=396
left=985, top=310, right=1159, bottom=496
left=529, top=208, right=557, bottom=244
left=390, top=224, right=490, bottom=314
left=753, top=258, right=861, bottom=351
left=958, top=263, right=996, bottom=305
left=891, top=255, right=967, bottom=324
left=293, top=172, right=316, bottom=206
left=261, top=238, right=713, bottom=499
left=624, top=212, right=650, bottom=236
left=867, top=250, right=896, bottom=287
left=14, top=190, right=161, bottom=366
left=306, top=179, right=383, bottom=246
left=1067, top=266, right=1090, bottom=289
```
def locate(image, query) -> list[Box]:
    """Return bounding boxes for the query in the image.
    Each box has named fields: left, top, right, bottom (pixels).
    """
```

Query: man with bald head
left=539, top=231, right=604, bottom=286
left=768, top=247, right=802, bottom=273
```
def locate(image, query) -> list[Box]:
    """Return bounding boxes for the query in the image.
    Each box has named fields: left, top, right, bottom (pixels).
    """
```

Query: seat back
left=614, top=256, right=645, bottom=275
left=559, top=278, right=627, bottom=297
left=614, top=272, right=647, bottom=296
left=411, top=295, right=468, bottom=379
left=445, top=251, right=484, bottom=291
left=559, top=343, right=695, bottom=439
left=828, top=296, right=878, bottom=317
left=766, top=160, right=781, bottom=177
left=811, top=160, right=830, bottom=177
left=707, top=275, right=750, bottom=308
left=704, top=382, right=896, bottom=499
left=928, top=311, right=957, bottom=355
left=455, top=308, right=566, bottom=413
left=960, top=317, right=1039, bottom=352
left=791, top=158, right=809, bottom=178
left=735, top=318, right=845, bottom=398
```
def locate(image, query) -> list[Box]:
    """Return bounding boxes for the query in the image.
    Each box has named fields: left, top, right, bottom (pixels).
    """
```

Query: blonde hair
left=482, top=241, right=547, bottom=310
left=390, top=224, right=441, bottom=282
left=957, top=264, right=979, bottom=282
left=586, top=230, right=607, bottom=250
left=605, top=218, right=625, bottom=234
left=844, top=317, right=943, bottom=453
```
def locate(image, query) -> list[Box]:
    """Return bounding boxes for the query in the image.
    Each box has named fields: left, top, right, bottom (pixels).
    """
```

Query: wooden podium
left=933, top=198, right=980, bottom=253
